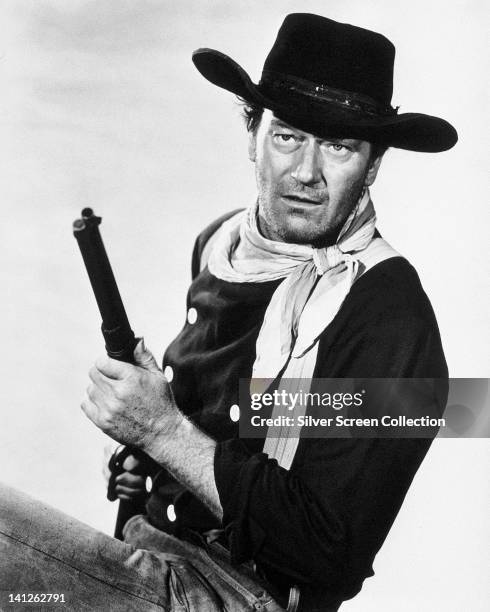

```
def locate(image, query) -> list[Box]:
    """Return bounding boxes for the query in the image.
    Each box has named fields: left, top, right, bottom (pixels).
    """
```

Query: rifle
left=73, top=208, right=147, bottom=540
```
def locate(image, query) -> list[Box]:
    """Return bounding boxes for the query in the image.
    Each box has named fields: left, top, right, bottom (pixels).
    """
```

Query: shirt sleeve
left=214, top=301, right=448, bottom=598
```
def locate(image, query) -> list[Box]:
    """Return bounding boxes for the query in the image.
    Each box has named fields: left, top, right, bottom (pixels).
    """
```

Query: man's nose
left=290, top=140, right=323, bottom=185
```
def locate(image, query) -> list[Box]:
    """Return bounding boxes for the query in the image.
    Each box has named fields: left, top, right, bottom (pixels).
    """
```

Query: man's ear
left=364, top=150, right=385, bottom=186
left=248, top=131, right=257, bottom=162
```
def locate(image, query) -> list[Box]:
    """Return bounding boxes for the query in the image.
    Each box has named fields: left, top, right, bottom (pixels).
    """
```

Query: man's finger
left=116, top=472, right=146, bottom=487
left=89, top=366, right=115, bottom=390
left=95, top=355, right=133, bottom=380
left=133, top=338, right=160, bottom=373
left=122, top=453, right=144, bottom=472
left=115, top=484, right=146, bottom=497
left=116, top=492, right=145, bottom=502
left=115, top=483, right=145, bottom=495
left=81, top=396, right=98, bottom=422
left=86, top=382, right=105, bottom=405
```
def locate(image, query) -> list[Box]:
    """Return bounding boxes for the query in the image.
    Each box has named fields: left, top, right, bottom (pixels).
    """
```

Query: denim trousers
left=0, top=482, right=285, bottom=612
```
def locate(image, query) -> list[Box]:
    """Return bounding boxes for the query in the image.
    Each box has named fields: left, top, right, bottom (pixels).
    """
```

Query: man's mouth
left=282, top=194, right=324, bottom=205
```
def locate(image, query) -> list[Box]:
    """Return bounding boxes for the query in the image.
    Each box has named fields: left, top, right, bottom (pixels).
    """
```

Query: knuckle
left=108, top=398, right=123, bottom=414
left=105, top=409, right=116, bottom=423
left=112, top=387, right=125, bottom=401
left=116, top=473, right=128, bottom=486
left=131, top=368, right=144, bottom=384
left=122, top=454, right=139, bottom=472
left=86, top=384, right=96, bottom=401
left=95, top=355, right=108, bottom=370
left=98, top=413, right=112, bottom=430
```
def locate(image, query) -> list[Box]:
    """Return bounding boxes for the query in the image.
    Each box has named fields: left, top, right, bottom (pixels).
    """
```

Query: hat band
left=259, top=70, right=398, bottom=117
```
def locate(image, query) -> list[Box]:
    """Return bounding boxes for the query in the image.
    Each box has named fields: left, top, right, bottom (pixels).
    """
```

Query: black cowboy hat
left=192, top=13, right=457, bottom=152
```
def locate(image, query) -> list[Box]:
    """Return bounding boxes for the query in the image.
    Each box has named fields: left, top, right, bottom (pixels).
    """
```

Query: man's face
left=250, top=110, right=383, bottom=246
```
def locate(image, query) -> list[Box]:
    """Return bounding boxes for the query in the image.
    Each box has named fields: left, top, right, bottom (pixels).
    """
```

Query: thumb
left=133, top=338, right=160, bottom=372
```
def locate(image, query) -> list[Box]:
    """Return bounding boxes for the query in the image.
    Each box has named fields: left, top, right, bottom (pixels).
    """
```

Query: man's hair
left=238, top=98, right=387, bottom=160
left=238, top=98, right=264, bottom=134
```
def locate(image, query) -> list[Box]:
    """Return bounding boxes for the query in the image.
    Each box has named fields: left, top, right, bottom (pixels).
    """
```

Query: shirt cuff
left=214, top=439, right=268, bottom=563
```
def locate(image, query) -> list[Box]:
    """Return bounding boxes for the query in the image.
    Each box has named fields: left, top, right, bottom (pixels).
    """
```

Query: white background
left=0, top=1, right=488, bottom=610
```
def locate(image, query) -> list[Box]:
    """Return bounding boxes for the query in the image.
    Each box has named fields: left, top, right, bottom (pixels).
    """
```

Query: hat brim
left=192, top=48, right=458, bottom=153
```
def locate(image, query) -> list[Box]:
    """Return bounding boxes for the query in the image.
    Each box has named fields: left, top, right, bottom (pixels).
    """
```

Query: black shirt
left=147, top=214, right=448, bottom=608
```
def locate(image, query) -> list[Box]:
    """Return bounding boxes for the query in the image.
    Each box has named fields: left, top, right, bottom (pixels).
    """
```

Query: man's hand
left=83, top=338, right=223, bottom=520
left=82, top=339, right=183, bottom=453
left=103, top=446, right=151, bottom=501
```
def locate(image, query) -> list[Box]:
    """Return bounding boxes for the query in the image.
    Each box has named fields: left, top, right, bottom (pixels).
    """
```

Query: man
left=0, top=13, right=455, bottom=612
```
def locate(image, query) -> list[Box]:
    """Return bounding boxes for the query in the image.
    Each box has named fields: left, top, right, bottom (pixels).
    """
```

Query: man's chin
left=277, top=219, right=336, bottom=246
left=259, top=206, right=338, bottom=245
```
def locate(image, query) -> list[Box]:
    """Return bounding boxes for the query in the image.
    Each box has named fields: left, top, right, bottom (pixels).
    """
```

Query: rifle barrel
left=73, top=208, right=144, bottom=540
left=73, top=208, right=136, bottom=362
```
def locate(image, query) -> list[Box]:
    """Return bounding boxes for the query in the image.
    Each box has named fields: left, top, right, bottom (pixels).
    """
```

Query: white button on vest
left=166, top=504, right=176, bottom=522
left=187, top=307, right=198, bottom=324
left=145, top=476, right=152, bottom=493
left=163, top=365, right=174, bottom=382
left=229, top=404, right=240, bottom=422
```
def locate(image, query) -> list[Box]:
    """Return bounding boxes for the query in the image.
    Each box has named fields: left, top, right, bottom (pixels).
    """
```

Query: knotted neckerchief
left=207, top=189, right=400, bottom=468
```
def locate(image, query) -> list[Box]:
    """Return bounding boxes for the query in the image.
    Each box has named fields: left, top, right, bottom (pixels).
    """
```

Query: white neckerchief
left=207, top=190, right=401, bottom=468
left=209, top=189, right=375, bottom=374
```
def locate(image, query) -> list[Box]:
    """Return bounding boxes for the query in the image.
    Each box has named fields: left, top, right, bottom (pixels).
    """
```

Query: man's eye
left=328, top=143, right=348, bottom=152
left=274, top=133, right=296, bottom=142
left=272, top=132, right=301, bottom=151
left=321, top=140, right=352, bottom=159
